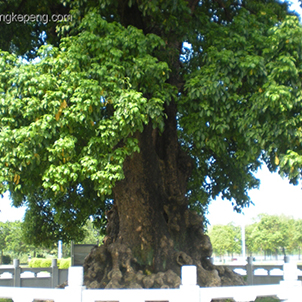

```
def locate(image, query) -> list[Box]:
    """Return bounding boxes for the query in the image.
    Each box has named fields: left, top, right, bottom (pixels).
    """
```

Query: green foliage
left=41, top=259, right=53, bottom=267
left=246, top=214, right=296, bottom=256
left=290, top=219, right=302, bottom=252
left=29, top=258, right=44, bottom=268
left=181, top=7, right=302, bottom=210
left=255, top=298, right=280, bottom=302
left=0, top=0, right=65, bottom=59
left=208, top=223, right=241, bottom=256
left=1, top=0, right=302, bottom=246
left=77, top=219, right=104, bottom=244
left=209, top=215, right=302, bottom=258
left=29, top=257, right=71, bottom=268
left=0, top=222, right=10, bottom=252
left=1, top=221, right=32, bottom=257
left=1, top=255, right=12, bottom=265
left=0, top=8, right=170, bottom=244
left=248, top=214, right=299, bottom=257
left=58, top=258, right=71, bottom=269
left=0, top=219, right=95, bottom=261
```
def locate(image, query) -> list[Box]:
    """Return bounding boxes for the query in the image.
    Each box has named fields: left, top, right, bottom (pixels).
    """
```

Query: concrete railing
left=1, top=264, right=302, bottom=302
left=224, top=256, right=302, bottom=285
left=0, top=258, right=68, bottom=288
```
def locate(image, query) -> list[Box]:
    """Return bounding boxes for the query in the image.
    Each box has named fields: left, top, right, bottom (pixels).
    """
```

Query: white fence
left=1, top=264, right=302, bottom=302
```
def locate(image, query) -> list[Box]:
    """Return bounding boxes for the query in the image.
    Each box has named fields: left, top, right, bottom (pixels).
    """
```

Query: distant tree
left=0, top=222, right=8, bottom=251
left=5, top=221, right=32, bottom=257
left=288, top=218, right=302, bottom=258
left=1, top=219, right=99, bottom=261
left=248, top=214, right=293, bottom=258
left=0, top=222, right=10, bottom=264
left=208, top=224, right=241, bottom=259
left=245, top=223, right=258, bottom=256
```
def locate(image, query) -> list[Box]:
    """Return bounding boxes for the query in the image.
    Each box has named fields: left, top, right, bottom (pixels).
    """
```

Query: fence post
left=71, top=241, right=75, bottom=266
left=180, top=266, right=200, bottom=302
left=284, top=256, right=290, bottom=263
left=278, top=259, right=302, bottom=301
left=13, top=259, right=21, bottom=287
left=63, top=266, right=85, bottom=302
left=283, top=260, right=298, bottom=282
left=51, top=258, right=59, bottom=288
left=246, top=256, right=253, bottom=285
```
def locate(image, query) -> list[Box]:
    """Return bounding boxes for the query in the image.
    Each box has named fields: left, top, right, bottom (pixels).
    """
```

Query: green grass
left=255, top=297, right=280, bottom=302
left=0, top=299, right=12, bottom=302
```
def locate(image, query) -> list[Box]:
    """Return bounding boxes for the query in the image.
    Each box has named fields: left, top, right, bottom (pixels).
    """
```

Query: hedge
left=58, top=258, right=71, bottom=269
left=29, top=258, right=71, bottom=269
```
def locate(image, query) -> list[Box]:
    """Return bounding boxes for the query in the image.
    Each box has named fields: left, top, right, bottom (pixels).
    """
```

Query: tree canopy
left=1, top=0, right=302, bottom=288
left=1, top=0, right=302, bottom=245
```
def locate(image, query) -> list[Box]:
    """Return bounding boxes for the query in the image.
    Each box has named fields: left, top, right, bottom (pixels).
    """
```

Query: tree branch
left=186, top=0, right=200, bottom=14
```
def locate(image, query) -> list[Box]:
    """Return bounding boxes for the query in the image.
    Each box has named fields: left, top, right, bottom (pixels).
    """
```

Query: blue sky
left=1, top=1, right=302, bottom=224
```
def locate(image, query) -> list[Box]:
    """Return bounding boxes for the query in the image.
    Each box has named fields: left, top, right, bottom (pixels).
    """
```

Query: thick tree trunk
left=83, top=2, right=244, bottom=290
left=83, top=102, right=244, bottom=289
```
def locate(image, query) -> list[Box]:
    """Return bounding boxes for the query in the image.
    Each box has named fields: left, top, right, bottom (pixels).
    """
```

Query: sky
left=207, top=165, right=302, bottom=226
left=0, top=192, right=26, bottom=222
left=1, top=1, right=302, bottom=224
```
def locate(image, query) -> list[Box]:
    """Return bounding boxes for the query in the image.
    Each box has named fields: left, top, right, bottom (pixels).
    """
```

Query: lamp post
left=58, top=240, right=63, bottom=259
left=241, top=223, right=246, bottom=262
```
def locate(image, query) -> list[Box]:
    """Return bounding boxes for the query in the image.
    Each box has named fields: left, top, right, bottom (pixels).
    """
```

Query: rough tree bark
left=83, top=0, right=244, bottom=291
left=83, top=101, right=244, bottom=289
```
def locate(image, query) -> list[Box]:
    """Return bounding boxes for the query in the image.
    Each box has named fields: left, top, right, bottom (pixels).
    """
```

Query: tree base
left=83, top=244, right=245, bottom=289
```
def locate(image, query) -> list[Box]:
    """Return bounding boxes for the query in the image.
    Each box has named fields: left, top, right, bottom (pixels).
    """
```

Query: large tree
left=1, top=0, right=302, bottom=289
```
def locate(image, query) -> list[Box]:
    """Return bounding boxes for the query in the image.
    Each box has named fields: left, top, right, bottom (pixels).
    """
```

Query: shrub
left=2, top=255, right=11, bottom=264
left=28, top=258, right=71, bottom=269
left=29, top=258, right=44, bottom=268
left=28, top=257, right=71, bottom=268
left=58, top=258, right=71, bottom=269
left=41, top=259, right=52, bottom=267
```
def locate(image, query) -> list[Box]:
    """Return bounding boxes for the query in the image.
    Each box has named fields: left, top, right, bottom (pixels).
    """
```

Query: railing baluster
left=13, top=259, right=21, bottom=287
left=52, top=258, right=59, bottom=288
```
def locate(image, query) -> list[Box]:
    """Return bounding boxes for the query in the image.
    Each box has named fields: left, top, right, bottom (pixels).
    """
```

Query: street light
left=241, top=223, right=246, bottom=262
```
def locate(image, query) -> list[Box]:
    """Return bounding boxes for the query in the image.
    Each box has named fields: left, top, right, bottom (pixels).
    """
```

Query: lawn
left=0, top=297, right=281, bottom=302
left=255, top=297, right=280, bottom=302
